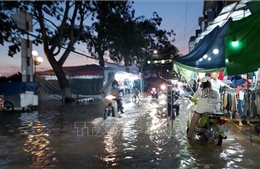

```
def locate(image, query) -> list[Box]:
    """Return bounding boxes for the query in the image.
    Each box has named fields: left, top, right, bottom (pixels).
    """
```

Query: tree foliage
left=0, top=0, right=179, bottom=100
left=90, top=1, right=179, bottom=66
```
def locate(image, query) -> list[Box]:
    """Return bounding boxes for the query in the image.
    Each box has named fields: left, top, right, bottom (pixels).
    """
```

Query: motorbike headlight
left=160, top=84, right=166, bottom=90
left=105, top=95, right=116, bottom=100
left=152, top=88, right=156, bottom=91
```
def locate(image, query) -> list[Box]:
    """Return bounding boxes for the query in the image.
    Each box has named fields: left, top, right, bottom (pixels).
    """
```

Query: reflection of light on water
left=22, top=120, right=54, bottom=168
left=122, top=118, right=137, bottom=153
left=220, top=144, right=245, bottom=166
left=147, top=109, right=172, bottom=146
left=101, top=141, right=118, bottom=163
left=104, top=135, right=117, bottom=154
left=101, top=120, right=121, bottom=164
left=102, top=116, right=139, bottom=163
left=124, top=156, right=132, bottom=159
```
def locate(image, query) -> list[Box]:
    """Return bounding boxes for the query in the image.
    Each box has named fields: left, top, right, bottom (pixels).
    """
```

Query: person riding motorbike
left=132, top=86, right=140, bottom=100
left=110, top=80, right=124, bottom=113
left=187, top=76, right=220, bottom=140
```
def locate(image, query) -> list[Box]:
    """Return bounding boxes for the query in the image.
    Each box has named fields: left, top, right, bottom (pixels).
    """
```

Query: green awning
left=174, top=61, right=224, bottom=74
left=224, top=9, right=260, bottom=75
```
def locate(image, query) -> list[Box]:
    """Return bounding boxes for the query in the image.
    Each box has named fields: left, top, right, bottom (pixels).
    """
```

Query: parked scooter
left=151, top=87, right=158, bottom=99
left=186, top=96, right=228, bottom=145
left=103, top=94, right=124, bottom=120
left=132, top=87, right=140, bottom=103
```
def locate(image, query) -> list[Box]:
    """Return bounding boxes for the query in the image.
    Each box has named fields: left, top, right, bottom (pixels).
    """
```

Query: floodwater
left=1, top=95, right=260, bottom=169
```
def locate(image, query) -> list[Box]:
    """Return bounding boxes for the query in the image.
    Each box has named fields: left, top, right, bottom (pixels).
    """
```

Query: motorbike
left=160, top=83, right=167, bottom=94
left=186, top=96, right=228, bottom=145
left=151, top=87, right=158, bottom=99
left=103, top=94, right=124, bottom=120
left=132, top=88, right=140, bottom=103
left=167, top=89, right=180, bottom=119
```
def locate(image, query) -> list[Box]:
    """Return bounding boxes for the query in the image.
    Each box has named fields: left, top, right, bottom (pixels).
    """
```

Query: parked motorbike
left=103, top=94, right=124, bottom=120
left=132, top=88, right=140, bottom=103
left=186, top=96, right=228, bottom=145
left=167, top=89, right=180, bottom=119
left=151, top=87, right=158, bottom=99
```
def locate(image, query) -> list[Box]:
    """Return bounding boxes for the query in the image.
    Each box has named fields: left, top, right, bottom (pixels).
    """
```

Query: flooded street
left=1, top=95, right=260, bottom=169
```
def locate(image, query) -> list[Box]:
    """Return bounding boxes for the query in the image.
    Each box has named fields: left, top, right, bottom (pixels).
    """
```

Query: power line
left=177, top=7, right=202, bottom=42
left=173, top=0, right=195, bottom=29
left=184, top=0, right=188, bottom=47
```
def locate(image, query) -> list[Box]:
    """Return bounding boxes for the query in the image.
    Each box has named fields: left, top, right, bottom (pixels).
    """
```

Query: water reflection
left=1, top=98, right=260, bottom=168
left=122, top=118, right=137, bottom=152
left=101, top=118, right=121, bottom=164
left=20, top=112, right=55, bottom=168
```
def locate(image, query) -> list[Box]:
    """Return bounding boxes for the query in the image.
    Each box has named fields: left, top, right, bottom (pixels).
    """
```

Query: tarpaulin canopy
left=173, top=64, right=197, bottom=81
left=38, top=64, right=105, bottom=76
left=174, top=62, right=224, bottom=75
left=0, top=82, right=40, bottom=96
left=196, top=0, right=251, bottom=44
left=224, top=9, right=260, bottom=76
left=37, top=64, right=117, bottom=96
left=172, top=1, right=260, bottom=77
left=174, top=19, right=231, bottom=72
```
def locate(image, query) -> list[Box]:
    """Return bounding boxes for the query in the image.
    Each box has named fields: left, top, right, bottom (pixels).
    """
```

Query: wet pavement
left=1, top=94, right=260, bottom=169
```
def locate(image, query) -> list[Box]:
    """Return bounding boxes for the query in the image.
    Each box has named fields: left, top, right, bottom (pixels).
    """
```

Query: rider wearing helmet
left=187, top=76, right=220, bottom=139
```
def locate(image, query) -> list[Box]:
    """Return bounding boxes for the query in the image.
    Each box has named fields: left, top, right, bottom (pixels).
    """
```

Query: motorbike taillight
left=219, top=118, right=227, bottom=125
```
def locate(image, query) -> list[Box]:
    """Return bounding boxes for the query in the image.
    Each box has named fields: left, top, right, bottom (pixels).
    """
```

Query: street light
left=32, top=50, right=38, bottom=58
left=32, top=50, right=43, bottom=81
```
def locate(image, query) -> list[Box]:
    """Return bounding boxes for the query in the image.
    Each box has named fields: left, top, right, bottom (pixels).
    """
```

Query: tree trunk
left=47, top=53, right=73, bottom=102
left=98, top=50, right=105, bottom=67
left=99, top=59, right=105, bottom=67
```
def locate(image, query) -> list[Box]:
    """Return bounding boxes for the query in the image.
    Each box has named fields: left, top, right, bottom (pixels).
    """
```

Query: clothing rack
left=220, top=88, right=237, bottom=118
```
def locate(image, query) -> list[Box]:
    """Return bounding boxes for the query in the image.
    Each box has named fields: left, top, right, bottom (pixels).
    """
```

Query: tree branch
left=50, top=1, right=70, bottom=54
left=58, top=2, right=79, bottom=66
left=34, top=2, right=50, bottom=57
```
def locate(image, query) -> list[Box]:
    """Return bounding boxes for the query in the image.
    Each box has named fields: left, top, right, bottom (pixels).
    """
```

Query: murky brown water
left=1, top=95, right=260, bottom=169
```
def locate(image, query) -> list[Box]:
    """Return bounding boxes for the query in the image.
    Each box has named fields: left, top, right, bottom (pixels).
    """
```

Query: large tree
left=88, top=1, right=147, bottom=67
left=90, top=2, right=179, bottom=67
left=0, top=0, right=179, bottom=101
left=0, top=1, right=94, bottom=101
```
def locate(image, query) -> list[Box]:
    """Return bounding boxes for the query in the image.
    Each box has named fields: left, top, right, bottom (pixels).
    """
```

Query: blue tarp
left=0, top=82, right=40, bottom=96
left=174, top=19, right=231, bottom=71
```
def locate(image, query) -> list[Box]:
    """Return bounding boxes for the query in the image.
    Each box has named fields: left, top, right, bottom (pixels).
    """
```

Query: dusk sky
left=0, top=0, right=203, bottom=77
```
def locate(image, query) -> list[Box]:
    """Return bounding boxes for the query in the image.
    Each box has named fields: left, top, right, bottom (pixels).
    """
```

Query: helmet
left=112, top=80, right=119, bottom=89
left=201, top=76, right=211, bottom=83
left=112, top=80, right=119, bottom=86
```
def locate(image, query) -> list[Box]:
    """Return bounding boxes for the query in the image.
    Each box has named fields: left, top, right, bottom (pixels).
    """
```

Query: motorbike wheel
left=3, top=101, right=14, bottom=112
left=208, top=123, right=223, bottom=146
left=132, top=95, right=137, bottom=103
left=171, top=108, right=176, bottom=119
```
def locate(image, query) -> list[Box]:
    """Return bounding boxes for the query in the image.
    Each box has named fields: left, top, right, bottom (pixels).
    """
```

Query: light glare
left=213, top=49, right=219, bottom=55
left=232, top=41, right=239, bottom=47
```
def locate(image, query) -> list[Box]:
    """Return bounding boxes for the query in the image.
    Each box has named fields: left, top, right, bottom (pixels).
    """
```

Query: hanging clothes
left=254, top=89, right=260, bottom=116
left=221, top=89, right=237, bottom=113
left=243, top=89, right=258, bottom=118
